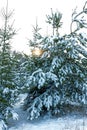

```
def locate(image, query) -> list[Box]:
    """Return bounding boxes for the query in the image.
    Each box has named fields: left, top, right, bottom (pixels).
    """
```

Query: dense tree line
left=0, top=1, right=87, bottom=130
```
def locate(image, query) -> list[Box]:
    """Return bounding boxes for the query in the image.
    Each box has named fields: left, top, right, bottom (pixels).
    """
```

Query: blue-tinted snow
left=8, top=94, right=87, bottom=130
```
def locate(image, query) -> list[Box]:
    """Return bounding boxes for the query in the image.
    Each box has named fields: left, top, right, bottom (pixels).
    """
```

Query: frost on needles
left=23, top=3, right=87, bottom=120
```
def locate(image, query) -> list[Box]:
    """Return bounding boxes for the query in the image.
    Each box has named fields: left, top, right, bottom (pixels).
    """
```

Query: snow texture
left=8, top=94, right=87, bottom=130
left=11, top=111, right=19, bottom=120
left=0, top=120, right=7, bottom=130
left=8, top=115, right=87, bottom=130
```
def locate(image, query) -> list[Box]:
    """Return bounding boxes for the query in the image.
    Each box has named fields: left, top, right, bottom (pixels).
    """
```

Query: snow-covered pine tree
left=13, top=51, right=32, bottom=93
left=0, top=1, right=18, bottom=129
left=23, top=3, right=87, bottom=120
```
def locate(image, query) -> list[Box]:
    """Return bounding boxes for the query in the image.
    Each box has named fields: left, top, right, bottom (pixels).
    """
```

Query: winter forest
left=0, top=0, right=87, bottom=130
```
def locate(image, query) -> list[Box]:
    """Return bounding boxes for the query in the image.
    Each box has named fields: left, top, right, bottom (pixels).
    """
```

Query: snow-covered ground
left=9, top=116, right=87, bottom=130
left=8, top=94, right=87, bottom=130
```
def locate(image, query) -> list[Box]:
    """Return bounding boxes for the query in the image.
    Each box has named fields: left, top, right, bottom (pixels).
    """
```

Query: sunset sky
left=0, top=0, right=86, bottom=54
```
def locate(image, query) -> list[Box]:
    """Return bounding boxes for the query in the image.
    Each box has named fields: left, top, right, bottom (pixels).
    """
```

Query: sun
left=32, top=48, right=44, bottom=57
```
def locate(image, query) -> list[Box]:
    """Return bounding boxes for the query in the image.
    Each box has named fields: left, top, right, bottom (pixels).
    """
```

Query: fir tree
left=23, top=2, right=87, bottom=120
left=46, top=8, right=62, bottom=35
left=29, top=18, right=43, bottom=48
left=13, top=51, right=31, bottom=93
left=0, top=1, right=18, bottom=129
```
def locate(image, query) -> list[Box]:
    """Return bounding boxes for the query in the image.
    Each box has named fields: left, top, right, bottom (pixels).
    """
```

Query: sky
left=0, top=0, right=86, bottom=54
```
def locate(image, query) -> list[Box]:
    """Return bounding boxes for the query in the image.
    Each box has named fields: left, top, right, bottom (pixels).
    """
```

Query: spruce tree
left=46, top=8, right=62, bottom=35
left=0, top=1, right=18, bottom=129
left=13, top=51, right=31, bottom=93
left=24, top=3, right=87, bottom=120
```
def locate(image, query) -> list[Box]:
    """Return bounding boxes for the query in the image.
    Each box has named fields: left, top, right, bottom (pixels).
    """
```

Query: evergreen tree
left=23, top=3, right=87, bottom=120
left=46, top=8, right=62, bottom=35
left=29, top=18, right=43, bottom=48
left=0, top=1, right=18, bottom=129
left=13, top=51, right=31, bottom=93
